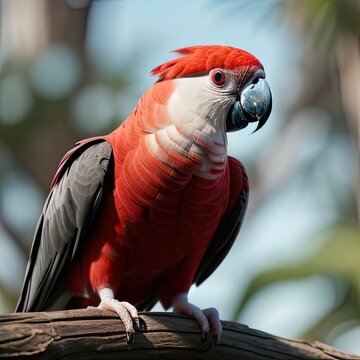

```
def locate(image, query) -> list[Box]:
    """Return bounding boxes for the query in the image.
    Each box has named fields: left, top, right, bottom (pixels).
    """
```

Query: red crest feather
left=151, top=45, right=263, bottom=81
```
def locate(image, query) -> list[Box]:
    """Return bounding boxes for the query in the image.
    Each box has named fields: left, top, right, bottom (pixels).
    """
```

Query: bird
left=16, top=45, right=272, bottom=346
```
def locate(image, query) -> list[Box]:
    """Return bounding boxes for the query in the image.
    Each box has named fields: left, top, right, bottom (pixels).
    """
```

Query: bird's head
left=151, top=45, right=272, bottom=138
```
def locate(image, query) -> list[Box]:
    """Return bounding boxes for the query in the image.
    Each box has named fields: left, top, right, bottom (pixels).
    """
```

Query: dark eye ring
left=210, top=69, right=227, bottom=87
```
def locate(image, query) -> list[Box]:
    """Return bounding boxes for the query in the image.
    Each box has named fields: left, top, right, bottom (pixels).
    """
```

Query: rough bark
left=0, top=309, right=358, bottom=359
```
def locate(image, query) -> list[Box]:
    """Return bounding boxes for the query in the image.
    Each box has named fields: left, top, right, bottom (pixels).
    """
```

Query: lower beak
left=226, top=78, right=272, bottom=133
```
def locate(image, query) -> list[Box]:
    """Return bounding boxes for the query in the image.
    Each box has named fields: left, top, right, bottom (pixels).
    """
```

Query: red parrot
left=16, top=45, right=272, bottom=345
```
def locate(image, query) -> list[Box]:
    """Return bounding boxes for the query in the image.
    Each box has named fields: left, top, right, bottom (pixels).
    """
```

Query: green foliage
left=233, top=224, right=360, bottom=340
left=229, top=0, right=360, bottom=347
left=280, top=0, right=360, bottom=55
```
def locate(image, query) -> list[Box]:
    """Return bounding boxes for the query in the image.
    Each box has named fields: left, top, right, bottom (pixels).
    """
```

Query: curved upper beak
left=226, top=78, right=272, bottom=133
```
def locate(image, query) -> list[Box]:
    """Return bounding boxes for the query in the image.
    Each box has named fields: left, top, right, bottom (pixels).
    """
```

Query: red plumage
left=151, top=45, right=262, bottom=81
left=65, top=103, right=247, bottom=309
left=17, top=46, right=270, bottom=342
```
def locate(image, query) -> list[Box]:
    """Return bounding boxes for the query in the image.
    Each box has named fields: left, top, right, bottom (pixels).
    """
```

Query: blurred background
left=0, top=0, right=359, bottom=353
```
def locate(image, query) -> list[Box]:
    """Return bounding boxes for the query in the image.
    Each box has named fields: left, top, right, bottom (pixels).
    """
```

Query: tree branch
left=0, top=309, right=358, bottom=359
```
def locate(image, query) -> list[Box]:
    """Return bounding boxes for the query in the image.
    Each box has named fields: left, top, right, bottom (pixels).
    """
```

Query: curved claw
left=94, top=298, right=142, bottom=347
left=137, top=316, right=147, bottom=332
left=203, top=307, right=221, bottom=346
left=172, top=294, right=222, bottom=345
left=126, top=331, right=134, bottom=346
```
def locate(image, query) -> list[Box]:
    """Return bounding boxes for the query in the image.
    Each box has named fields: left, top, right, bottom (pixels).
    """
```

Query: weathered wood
left=0, top=309, right=358, bottom=359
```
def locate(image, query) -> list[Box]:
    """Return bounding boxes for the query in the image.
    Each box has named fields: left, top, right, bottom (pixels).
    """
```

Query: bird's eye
left=210, top=69, right=227, bottom=87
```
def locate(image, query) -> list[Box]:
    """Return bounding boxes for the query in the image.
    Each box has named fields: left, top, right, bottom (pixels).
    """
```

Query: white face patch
left=162, top=75, right=233, bottom=179
left=167, top=76, right=232, bottom=142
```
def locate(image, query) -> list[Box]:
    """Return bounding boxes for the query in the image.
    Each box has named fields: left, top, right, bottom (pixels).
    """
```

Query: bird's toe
left=97, top=298, right=144, bottom=347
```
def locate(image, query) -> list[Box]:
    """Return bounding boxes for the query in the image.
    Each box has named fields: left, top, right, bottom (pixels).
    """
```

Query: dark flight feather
left=194, top=188, right=248, bottom=286
left=16, top=140, right=112, bottom=312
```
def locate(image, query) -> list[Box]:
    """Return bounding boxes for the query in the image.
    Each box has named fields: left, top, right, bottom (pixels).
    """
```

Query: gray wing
left=16, top=141, right=113, bottom=312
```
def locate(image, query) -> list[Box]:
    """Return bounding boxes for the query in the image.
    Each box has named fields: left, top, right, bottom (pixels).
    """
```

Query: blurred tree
left=1, top=0, right=91, bottom=192
left=0, top=0, right=128, bottom=311
left=279, top=0, right=360, bottom=217
left=232, top=0, right=360, bottom=348
left=0, top=0, right=91, bottom=310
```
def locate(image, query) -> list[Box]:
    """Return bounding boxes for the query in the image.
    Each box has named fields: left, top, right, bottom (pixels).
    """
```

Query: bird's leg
left=88, top=288, right=146, bottom=346
left=172, top=293, right=222, bottom=346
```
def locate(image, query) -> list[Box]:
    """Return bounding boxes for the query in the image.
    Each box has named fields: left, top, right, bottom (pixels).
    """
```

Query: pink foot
left=172, top=293, right=222, bottom=346
left=88, top=289, right=146, bottom=346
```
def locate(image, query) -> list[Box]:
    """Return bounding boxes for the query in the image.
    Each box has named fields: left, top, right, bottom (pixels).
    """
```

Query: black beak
left=226, top=78, right=272, bottom=133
